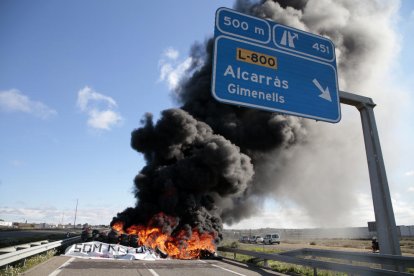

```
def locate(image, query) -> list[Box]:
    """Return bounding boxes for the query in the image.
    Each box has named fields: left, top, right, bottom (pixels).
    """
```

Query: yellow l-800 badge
left=236, top=48, right=277, bottom=69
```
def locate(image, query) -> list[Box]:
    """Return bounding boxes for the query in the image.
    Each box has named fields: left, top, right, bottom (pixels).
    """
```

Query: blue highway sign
left=212, top=7, right=341, bottom=123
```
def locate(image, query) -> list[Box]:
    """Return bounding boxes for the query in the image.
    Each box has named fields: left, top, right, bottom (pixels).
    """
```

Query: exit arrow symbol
left=312, top=78, right=332, bottom=102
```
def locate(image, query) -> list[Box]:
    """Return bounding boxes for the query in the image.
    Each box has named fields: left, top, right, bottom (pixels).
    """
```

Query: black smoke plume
left=113, top=108, right=255, bottom=240
left=111, top=1, right=307, bottom=240
left=112, top=0, right=395, bottom=237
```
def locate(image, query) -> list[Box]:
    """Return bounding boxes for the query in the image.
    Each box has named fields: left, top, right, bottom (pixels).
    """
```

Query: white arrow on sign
left=312, top=78, right=332, bottom=102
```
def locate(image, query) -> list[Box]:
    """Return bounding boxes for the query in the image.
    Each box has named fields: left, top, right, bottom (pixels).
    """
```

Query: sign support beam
left=339, top=91, right=401, bottom=257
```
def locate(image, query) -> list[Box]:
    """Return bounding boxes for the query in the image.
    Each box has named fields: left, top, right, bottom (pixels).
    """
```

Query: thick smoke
left=113, top=0, right=401, bottom=234
left=230, top=0, right=400, bottom=227
left=177, top=39, right=308, bottom=225
left=112, top=108, right=257, bottom=239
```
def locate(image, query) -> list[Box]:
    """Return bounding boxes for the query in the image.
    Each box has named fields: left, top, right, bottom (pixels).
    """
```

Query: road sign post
left=340, top=91, right=401, bottom=259
left=212, top=7, right=341, bottom=123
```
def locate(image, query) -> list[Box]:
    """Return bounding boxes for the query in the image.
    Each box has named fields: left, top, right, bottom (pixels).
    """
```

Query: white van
left=263, top=233, right=280, bottom=244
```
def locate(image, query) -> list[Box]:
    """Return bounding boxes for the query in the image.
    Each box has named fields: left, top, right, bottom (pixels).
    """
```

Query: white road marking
left=211, top=264, right=247, bottom=276
left=148, top=268, right=160, bottom=276
left=48, top=257, right=75, bottom=276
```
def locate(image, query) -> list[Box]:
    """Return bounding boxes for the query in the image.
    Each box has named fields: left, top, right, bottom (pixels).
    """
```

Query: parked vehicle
left=255, top=236, right=264, bottom=243
left=263, top=233, right=280, bottom=244
left=239, top=236, right=249, bottom=243
left=249, top=235, right=258, bottom=243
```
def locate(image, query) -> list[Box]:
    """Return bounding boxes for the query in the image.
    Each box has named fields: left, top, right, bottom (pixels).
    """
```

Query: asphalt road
left=22, top=256, right=288, bottom=276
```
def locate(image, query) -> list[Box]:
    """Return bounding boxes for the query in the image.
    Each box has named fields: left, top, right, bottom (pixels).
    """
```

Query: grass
left=0, top=249, right=57, bottom=276
left=400, top=238, right=414, bottom=255
left=220, top=241, right=283, bottom=254
left=281, top=238, right=373, bottom=250
left=219, top=240, right=414, bottom=275
left=268, top=261, right=349, bottom=276
left=219, top=249, right=349, bottom=276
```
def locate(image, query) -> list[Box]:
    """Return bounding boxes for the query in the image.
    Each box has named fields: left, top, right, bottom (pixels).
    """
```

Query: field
left=219, top=238, right=414, bottom=275
left=221, top=237, right=414, bottom=255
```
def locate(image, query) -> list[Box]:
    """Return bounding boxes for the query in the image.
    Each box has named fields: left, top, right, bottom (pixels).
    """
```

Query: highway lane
left=23, top=256, right=288, bottom=276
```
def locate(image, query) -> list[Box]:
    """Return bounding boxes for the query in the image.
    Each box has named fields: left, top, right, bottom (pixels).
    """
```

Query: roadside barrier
left=218, top=246, right=414, bottom=276
left=0, top=236, right=81, bottom=267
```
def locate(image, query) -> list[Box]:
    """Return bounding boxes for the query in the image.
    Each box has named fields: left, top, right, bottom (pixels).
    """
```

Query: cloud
left=77, top=87, right=117, bottom=112
left=163, top=47, right=179, bottom=60
left=405, top=170, right=414, bottom=176
left=76, top=86, right=123, bottom=130
left=87, top=110, right=123, bottom=130
left=408, top=187, right=414, bottom=192
left=392, top=195, right=414, bottom=225
left=0, top=206, right=118, bottom=225
left=0, top=89, right=57, bottom=119
left=158, top=47, right=193, bottom=90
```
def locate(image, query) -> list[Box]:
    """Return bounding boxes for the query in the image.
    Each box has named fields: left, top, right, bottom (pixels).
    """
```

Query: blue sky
left=1, top=0, right=413, bottom=228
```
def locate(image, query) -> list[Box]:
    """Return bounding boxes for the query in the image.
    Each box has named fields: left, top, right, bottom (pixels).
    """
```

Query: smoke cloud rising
left=232, top=0, right=400, bottom=227
left=112, top=0, right=401, bottom=236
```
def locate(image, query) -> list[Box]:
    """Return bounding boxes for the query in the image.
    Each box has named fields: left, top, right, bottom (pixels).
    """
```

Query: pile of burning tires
left=81, top=227, right=139, bottom=247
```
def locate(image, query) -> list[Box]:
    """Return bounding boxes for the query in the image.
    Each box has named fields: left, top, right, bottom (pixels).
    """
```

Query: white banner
left=64, top=242, right=160, bottom=260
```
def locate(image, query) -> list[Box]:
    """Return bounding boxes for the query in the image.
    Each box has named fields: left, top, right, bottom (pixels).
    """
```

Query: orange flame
left=111, top=221, right=124, bottom=233
left=111, top=213, right=216, bottom=259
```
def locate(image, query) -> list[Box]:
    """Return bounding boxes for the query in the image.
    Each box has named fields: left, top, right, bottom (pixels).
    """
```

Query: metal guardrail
left=218, top=246, right=414, bottom=276
left=0, top=236, right=81, bottom=267
left=0, top=240, right=50, bottom=254
left=282, top=248, right=414, bottom=267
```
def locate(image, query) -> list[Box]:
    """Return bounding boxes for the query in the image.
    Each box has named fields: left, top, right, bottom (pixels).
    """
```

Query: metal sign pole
left=339, top=91, right=401, bottom=256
